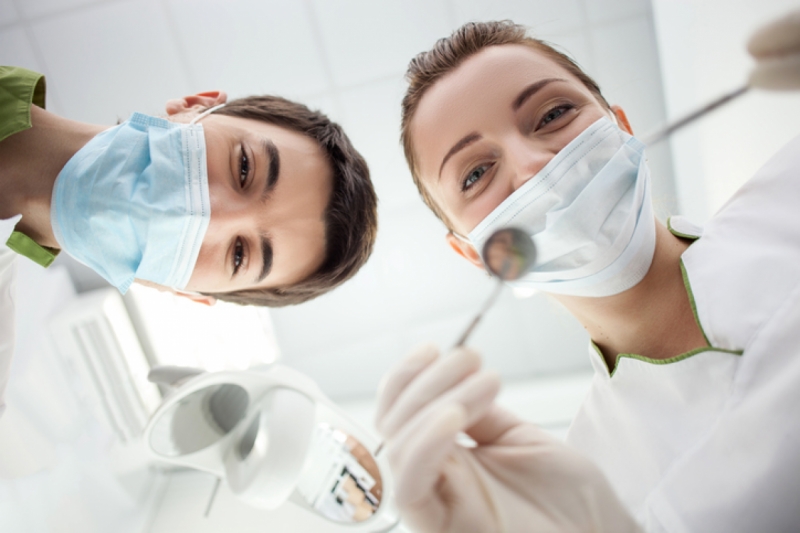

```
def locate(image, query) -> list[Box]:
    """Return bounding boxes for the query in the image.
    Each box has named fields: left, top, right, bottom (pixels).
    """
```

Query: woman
left=375, top=21, right=800, bottom=532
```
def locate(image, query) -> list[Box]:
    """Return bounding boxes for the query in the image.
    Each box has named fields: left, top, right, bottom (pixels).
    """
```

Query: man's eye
left=462, top=164, right=491, bottom=192
left=539, top=104, right=574, bottom=129
left=233, top=238, right=244, bottom=274
left=239, top=148, right=249, bottom=187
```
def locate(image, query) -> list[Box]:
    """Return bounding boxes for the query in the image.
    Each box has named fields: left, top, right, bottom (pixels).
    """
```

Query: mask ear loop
left=450, top=230, right=472, bottom=245
left=190, top=103, right=227, bottom=124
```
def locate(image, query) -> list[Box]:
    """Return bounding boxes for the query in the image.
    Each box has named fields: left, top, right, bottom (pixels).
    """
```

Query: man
left=0, top=65, right=378, bottom=415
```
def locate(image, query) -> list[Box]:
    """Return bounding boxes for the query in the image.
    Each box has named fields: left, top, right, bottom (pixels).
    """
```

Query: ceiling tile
left=30, top=0, right=191, bottom=123
left=338, top=76, right=420, bottom=212
left=585, top=0, right=650, bottom=25
left=542, top=30, right=594, bottom=75
left=0, top=1, right=20, bottom=26
left=0, top=26, right=41, bottom=72
left=165, top=0, right=330, bottom=100
left=311, top=0, right=452, bottom=88
left=13, top=0, right=96, bottom=20
left=591, top=16, right=667, bottom=132
left=451, top=0, right=585, bottom=35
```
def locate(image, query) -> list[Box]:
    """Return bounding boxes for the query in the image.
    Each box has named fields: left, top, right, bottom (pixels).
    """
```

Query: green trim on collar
left=667, top=217, right=701, bottom=241
left=680, top=258, right=711, bottom=346
left=6, top=230, right=59, bottom=267
left=591, top=254, right=744, bottom=377
left=610, top=347, right=743, bottom=378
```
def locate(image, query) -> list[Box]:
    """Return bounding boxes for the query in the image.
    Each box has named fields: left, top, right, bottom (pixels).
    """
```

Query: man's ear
left=173, top=290, right=217, bottom=306
left=135, top=279, right=218, bottom=306
left=164, top=91, right=228, bottom=116
left=611, top=105, right=633, bottom=135
left=445, top=232, right=485, bottom=270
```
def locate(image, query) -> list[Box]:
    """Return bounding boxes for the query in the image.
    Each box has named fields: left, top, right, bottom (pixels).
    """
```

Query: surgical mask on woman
left=51, top=107, right=222, bottom=294
left=467, top=117, right=656, bottom=297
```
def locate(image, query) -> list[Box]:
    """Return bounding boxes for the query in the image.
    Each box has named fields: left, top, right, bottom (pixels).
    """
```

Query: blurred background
left=1, top=0, right=798, bottom=531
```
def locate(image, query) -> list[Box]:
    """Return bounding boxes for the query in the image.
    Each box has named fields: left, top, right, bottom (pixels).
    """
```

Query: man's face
left=178, top=113, right=332, bottom=295
left=410, top=44, right=614, bottom=238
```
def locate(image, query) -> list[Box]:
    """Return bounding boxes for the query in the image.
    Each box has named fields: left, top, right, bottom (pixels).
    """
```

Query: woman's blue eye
left=233, top=238, right=244, bottom=273
left=462, top=165, right=489, bottom=191
left=239, top=148, right=249, bottom=187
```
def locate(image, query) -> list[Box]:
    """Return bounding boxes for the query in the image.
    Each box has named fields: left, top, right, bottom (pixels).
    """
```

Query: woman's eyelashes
left=239, top=143, right=250, bottom=187
left=537, top=103, right=575, bottom=130
left=461, top=162, right=493, bottom=192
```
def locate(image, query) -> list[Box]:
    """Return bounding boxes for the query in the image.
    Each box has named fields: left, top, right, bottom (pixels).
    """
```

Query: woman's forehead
left=414, top=44, right=583, bottom=125
left=409, top=45, right=584, bottom=172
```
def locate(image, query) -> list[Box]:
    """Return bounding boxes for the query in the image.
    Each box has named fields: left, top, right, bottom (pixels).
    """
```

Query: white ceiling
left=0, top=0, right=675, bottom=400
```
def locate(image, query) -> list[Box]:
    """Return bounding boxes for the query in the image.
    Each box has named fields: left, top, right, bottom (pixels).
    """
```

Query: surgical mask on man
left=51, top=108, right=221, bottom=294
left=468, top=117, right=656, bottom=297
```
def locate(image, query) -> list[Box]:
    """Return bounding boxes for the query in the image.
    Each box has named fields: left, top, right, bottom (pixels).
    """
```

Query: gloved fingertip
left=482, top=369, right=502, bottom=396
left=448, top=346, right=483, bottom=371
left=443, top=402, right=468, bottom=430
left=408, top=342, right=441, bottom=366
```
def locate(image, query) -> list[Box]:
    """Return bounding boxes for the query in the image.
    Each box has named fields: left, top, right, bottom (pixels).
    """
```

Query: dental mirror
left=453, top=227, right=537, bottom=347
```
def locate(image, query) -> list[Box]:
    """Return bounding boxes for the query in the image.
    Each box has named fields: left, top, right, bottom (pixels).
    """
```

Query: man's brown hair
left=207, top=95, right=378, bottom=307
left=401, top=20, right=609, bottom=230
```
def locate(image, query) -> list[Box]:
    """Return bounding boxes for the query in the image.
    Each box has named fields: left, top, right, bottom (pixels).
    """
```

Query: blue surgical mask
left=51, top=110, right=217, bottom=294
left=468, top=117, right=656, bottom=297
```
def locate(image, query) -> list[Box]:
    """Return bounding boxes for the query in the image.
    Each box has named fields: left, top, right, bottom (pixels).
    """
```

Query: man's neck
left=0, top=105, right=106, bottom=248
left=554, top=222, right=708, bottom=372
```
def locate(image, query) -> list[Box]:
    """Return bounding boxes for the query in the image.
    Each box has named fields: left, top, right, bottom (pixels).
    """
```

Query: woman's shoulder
left=682, top=134, right=800, bottom=352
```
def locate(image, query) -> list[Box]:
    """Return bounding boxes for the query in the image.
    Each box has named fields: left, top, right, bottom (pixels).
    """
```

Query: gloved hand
left=748, top=8, right=800, bottom=90
left=375, top=344, right=641, bottom=533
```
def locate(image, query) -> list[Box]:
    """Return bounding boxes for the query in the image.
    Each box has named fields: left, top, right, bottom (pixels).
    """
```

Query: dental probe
left=375, top=228, right=537, bottom=456
left=642, top=85, right=750, bottom=146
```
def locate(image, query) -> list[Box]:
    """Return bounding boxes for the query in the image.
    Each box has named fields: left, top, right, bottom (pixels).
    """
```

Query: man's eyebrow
left=438, top=132, right=482, bottom=179
left=512, top=78, right=568, bottom=111
left=256, top=235, right=273, bottom=283
left=262, top=139, right=280, bottom=201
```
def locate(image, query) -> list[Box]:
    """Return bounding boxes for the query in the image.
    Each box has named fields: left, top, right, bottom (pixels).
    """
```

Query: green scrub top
left=0, top=66, right=59, bottom=267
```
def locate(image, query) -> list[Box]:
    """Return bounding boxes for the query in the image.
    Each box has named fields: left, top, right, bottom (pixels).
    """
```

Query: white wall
left=652, top=0, right=800, bottom=223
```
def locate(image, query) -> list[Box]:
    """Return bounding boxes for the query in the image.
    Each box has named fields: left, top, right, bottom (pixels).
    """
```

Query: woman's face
left=410, top=44, right=617, bottom=239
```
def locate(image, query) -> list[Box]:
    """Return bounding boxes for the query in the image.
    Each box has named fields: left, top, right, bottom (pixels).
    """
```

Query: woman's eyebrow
left=512, top=78, right=568, bottom=111
left=439, top=132, right=482, bottom=179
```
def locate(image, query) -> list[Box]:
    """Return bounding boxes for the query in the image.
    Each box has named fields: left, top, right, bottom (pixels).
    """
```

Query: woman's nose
left=506, top=136, right=552, bottom=191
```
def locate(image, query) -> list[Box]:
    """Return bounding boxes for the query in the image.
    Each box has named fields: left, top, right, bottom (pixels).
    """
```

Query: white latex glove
left=375, top=345, right=641, bottom=533
left=748, top=8, right=800, bottom=90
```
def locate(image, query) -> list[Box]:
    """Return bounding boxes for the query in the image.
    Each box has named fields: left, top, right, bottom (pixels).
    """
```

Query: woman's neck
left=0, top=105, right=106, bottom=248
left=554, top=221, right=708, bottom=372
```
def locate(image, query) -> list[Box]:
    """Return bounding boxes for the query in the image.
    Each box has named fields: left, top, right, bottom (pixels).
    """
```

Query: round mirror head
left=481, top=227, right=537, bottom=281
left=149, top=384, right=249, bottom=457
left=296, top=424, right=382, bottom=523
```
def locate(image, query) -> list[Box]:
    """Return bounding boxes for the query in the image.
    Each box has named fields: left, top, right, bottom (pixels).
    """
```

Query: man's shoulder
left=0, top=66, right=46, bottom=143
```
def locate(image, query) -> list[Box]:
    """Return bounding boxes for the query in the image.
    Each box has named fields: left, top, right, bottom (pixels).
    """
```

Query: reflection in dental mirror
left=149, top=384, right=249, bottom=457
left=296, top=424, right=383, bottom=523
left=482, top=227, right=538, bottom=281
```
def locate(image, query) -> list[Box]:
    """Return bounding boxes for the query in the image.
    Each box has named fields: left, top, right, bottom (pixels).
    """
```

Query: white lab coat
left=0, top=214, right=22, bottom=418
left=567, top=134, right=800, bottom=532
